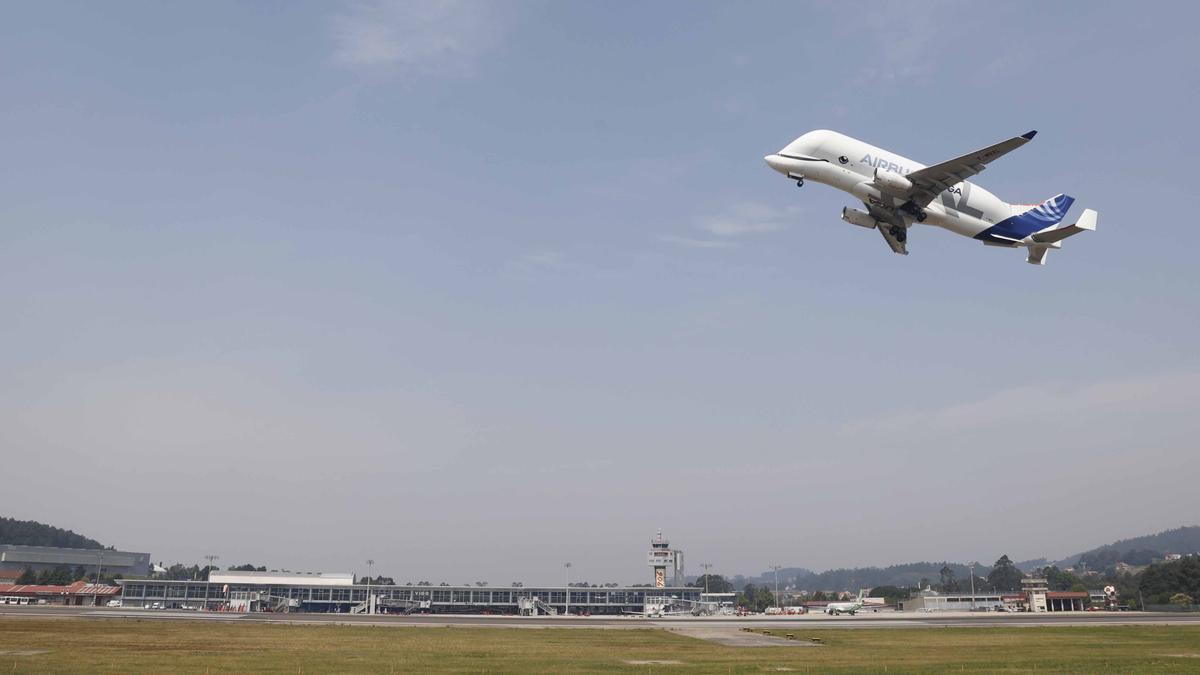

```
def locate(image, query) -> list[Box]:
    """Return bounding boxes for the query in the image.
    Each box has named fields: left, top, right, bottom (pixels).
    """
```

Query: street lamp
left=771, top=565, right=782, bottom=609
left=564, top=562, right=572, bottom=616
left=95, top=550, right=104, bottom=585
left=203, top=554, right=219, bottom=610
left=968, top=562, right=977, bottom=611
left=366, top=560, right=375, bottom=615
left=700, top=563, right=713, bottom=596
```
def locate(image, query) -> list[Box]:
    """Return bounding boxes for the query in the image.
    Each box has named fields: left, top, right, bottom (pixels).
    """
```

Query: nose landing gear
left=889, top=225, right=907, bottom=243
left=795, top=178, right=805, bottom=188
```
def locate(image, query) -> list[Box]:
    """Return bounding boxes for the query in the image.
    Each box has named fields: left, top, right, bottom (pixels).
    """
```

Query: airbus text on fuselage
left=763, top=130, right=1097, bottom=265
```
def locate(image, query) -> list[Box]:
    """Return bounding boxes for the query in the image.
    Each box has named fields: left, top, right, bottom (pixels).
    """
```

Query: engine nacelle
left=873, top=167, right=912, bottom=195
left=841, top=207, right=878, bottom=229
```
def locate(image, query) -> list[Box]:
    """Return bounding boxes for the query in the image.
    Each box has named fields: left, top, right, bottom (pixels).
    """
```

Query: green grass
left=1, top=619, right=1199, bottom=673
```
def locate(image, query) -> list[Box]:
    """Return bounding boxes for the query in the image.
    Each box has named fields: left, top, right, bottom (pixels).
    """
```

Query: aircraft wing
left=866, top=202, right=908, bottom=255
left=903, top=130, right=1038, bottom=208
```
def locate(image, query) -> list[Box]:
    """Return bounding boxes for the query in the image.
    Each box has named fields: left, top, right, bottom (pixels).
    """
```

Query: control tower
left=647, top=531, right=683, bottom=588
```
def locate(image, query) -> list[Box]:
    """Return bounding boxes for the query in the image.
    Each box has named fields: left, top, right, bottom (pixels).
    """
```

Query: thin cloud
left=506, top=249, right=567, bottom=272
left=840, top=371, right=1200, bottom=439
left=657, top=234, right=736, bottom=249
left=331, top=0, right=502, bottom=74
left=697, top=203, right=794, bottom=237
left=659, top=203, right=793, bottom=250
left=850, top=2, right=949, bottom=84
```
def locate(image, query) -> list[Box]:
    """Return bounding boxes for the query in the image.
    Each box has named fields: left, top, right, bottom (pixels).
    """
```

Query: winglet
left=1075, top=208, right=1097, bottom=232
left=1021, top=130, right=1037, bottom=140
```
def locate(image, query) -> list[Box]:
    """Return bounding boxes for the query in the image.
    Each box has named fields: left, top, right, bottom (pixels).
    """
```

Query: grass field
left=2, top=619, right=1200, bottom=673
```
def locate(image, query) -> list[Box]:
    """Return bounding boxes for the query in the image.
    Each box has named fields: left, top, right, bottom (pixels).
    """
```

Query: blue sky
left=2, top=1, right=1197, bottom=584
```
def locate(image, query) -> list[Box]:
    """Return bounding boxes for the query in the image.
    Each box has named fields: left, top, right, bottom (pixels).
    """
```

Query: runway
left=4, top=605, right=1199, bottom=631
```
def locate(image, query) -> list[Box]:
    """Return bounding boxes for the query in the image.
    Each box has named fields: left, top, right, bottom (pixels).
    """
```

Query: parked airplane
left=825, top=591, right=867, bottom=616
left=764, top=130, right=1097, bottom=264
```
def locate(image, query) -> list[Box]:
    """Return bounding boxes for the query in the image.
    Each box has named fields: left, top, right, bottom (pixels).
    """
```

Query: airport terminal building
left=117, top=532, right=702, bottom=615
left=117, top=571, right=701, bottom=615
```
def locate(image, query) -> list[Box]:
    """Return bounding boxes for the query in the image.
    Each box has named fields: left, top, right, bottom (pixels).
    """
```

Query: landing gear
left=795, top=178, right=805, bottom=187
left=889, top=225, right=907, bottom=242
left=900, top=201, right=927, bottom=222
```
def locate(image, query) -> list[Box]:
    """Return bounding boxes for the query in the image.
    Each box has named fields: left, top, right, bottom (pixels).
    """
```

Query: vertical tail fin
left=986, top=194, right=1075, bottom=241
left=1009, top=194, right=1075, bottom=234
left=1024, top=194, right=1075, bottom=226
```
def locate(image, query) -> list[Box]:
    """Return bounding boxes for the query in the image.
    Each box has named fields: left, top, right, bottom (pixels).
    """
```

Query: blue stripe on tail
left=975, top=194, right=1075, bottom=242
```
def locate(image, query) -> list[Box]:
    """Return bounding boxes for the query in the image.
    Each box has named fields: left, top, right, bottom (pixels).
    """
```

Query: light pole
left=700, top=563, right=713, bottom=596
left=366, top=560, right=375, bottom=615
left=203, top=554, right=219, bottom=610
left=564, top=562, right=572, bottom=616
left=771, top=565, right=782, bottom=609
left=968, top=562, right=977, bottom=611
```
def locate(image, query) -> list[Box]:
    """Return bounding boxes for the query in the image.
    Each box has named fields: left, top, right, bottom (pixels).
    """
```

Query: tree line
left=0, top=517, right=104, bottom=549
left=1139, top=556, right=1200, bottom=606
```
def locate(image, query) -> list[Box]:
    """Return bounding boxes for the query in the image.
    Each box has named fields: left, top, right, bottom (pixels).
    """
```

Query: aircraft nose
left=764, top=154, right=787, bottom=173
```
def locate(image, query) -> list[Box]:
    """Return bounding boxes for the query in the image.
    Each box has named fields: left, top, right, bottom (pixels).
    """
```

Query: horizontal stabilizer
left=1031, top=208, right=1098, bottom=244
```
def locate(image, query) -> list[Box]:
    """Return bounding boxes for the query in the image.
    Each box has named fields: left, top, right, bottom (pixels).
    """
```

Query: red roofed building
left=1044, top=591, right=1088, bottom=612
left=0, top=581, right=120, bottom=606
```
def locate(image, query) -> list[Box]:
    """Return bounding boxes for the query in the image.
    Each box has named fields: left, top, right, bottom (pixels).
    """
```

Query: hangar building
left=0, top=545, right=151, bottom=578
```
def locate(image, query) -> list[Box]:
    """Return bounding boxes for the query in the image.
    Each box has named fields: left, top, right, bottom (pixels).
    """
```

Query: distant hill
left=728, top=526, right=1200, bottom=592
left=0, top=517, right=103, bottom=549
left=728, top=567, right=813, bottom=590
left=790, top=562, right=984, bottom=593
left=1056, top=526, right=1200, bottom=571
left=732, top=562, right=985, bottom=593
left=1014, top=558, right=1050, bottom=573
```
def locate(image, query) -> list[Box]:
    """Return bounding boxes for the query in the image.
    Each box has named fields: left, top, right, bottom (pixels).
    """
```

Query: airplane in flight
left=764, top=130, right=1097, bottom=265
left=824, top=591, right=868, bottom=616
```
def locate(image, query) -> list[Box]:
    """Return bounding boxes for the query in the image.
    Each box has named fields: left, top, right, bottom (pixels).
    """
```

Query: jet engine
left=873, top=167, right=912, bottom=195
left=841, top=207, right=878, bottom=229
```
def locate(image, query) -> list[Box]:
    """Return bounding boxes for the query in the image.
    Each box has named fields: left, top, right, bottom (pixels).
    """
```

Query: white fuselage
left=765, top=130, right=1023, bottom=240
left=825, top=601, right=863, bottom=615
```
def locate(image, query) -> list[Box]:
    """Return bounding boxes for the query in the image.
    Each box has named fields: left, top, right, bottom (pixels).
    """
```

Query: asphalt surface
left=3, top=605, right=1199, bottom=631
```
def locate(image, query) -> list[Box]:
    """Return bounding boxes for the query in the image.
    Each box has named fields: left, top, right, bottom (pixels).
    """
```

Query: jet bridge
left=517, top=596, right=558, bottom=616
